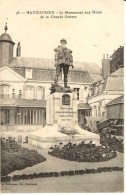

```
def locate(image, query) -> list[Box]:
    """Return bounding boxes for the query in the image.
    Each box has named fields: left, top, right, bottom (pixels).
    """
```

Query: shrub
left=75, top=170, right=80, bottom=175
left=60, top=171, right=68, bottom=176
left=53, top=172, right=59, bottom=177
left=2, top=166, right=123, bottom=182
left=1, top=176, right=11, bottom=182
left=12, top=175, right=18, bottom=181
left=1, top=137, right=46, bottom=177
left=1, top=137, right=20, bottom=153
left=100, top=136, right=124, bottom=153
left=68, top=170, right=75, bottom=176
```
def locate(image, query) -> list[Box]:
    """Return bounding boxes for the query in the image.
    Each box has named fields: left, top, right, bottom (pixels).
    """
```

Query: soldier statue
left=54, top=39, right=74, bottom=88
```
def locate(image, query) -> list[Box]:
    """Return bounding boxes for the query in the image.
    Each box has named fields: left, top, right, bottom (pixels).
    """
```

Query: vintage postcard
left=0, top=0, right=124, bottom=193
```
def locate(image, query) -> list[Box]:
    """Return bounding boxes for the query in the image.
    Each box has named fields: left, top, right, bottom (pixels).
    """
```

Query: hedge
left=1, top=166, right=123, bottom=182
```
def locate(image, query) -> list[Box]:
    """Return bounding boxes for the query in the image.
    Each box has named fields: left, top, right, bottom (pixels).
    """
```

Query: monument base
left=28, top=124, right=100, bottom=148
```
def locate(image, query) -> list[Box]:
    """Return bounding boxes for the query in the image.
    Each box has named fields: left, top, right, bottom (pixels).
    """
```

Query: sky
left=0, top=0, right=124, bottom=67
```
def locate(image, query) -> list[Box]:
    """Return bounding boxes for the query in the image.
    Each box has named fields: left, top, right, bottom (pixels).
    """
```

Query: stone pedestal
left=46, top=92, right=78, bottom=126
left=28, top=91, right=100, bottom=148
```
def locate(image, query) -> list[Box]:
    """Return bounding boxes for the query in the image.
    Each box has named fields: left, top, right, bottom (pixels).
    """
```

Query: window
left=60, top=70, right=63, bottom=81
left=38, top=86, right=42, bottom=99
left=94, top=85, right=98, bottom=94
left=15, top=108, right=44, bottom=125
left=26, top=85, right=33, bottom=99
left=94, top=106, right=97, bottom=116
left=25, top=69, right=32, bottom=79
left=1, top=109, right=9, bottom=125
left=85, top=110, right=91, bottom=116
left=84, top=86, right=87, bottom=91
left=42, top=87, right=45, bottom=99
left=90, top=87, right=94, bottom=96
left=0, top=84, right=10, bottom=98
left=98, top=105, right=101, bottom=116
left=37, top=86, right=45, bottom=100
left=102, top=111, right=105, bottom=117
left=33, top=86, right=37, bottom=99
left=74, top=88, right=80, bottom=100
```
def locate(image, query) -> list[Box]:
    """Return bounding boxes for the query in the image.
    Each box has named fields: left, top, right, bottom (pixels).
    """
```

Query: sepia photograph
left=0, top=0, right=124, bottom=193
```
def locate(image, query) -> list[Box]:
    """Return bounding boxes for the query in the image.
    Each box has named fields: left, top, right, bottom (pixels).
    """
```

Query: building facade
left=87, top=67, right=124, bottom=118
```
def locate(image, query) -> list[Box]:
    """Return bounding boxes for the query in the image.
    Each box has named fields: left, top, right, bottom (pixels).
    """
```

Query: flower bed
left=48, top=141, right=117, bottom=162
left=1, top=137, right=46, bottom=176
left=100, top=136, right=124, bottom=153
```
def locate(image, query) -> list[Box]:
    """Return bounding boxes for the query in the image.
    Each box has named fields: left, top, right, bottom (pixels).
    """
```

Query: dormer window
left=25, top=68, right=32, bottom=79
left=0, top=84, right=10, bottom=98
left=84, top=86, right=88, bottom=91
left=74, top=88, right=80, bottom=100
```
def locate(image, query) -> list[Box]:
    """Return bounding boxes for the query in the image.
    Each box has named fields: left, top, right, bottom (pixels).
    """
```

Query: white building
left=88, top=68, right=124, bottom=117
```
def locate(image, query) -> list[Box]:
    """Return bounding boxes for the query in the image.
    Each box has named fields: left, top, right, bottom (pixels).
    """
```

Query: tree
left=110, top=46, right=124, bottom=73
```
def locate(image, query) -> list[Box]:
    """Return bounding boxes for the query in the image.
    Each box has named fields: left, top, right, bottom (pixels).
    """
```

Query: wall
left=22, top=80, right=90, bottom=102
left=0, top=125, right=44, bottom=132
left=106, top=104, right=124, bottom=119
left=0, top=42, right=14, bottom=65
left=88, top=93, right=123, bottom=117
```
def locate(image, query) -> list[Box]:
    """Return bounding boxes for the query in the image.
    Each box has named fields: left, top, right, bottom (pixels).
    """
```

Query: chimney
left=16, top=42, right=21, bottom=57
left=12, top=89, right=15, bottom=99
left=19, top=90, right=22, bottom=99
left=102, top=54, right=111, bottom=78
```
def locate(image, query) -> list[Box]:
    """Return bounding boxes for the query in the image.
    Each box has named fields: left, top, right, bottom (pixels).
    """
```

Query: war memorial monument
left=28, top=39, right=100, bottom=148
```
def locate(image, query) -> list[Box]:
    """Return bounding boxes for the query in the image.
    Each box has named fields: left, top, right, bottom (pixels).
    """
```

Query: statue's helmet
left=60, top=39, right=67, bottom=44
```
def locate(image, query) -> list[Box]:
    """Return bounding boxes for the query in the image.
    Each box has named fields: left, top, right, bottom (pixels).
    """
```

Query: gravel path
left=8, top=143, right=124, bottom=176
left=2, top=172, right=124, bottom=193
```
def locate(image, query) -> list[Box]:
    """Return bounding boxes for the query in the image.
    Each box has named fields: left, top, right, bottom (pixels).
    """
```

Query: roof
left=10, top=57, right=102, bottom=73
left=0, top=66, right=26, bottom=82
left=78, top=103, right=91, bottom=109
left=105, top=74, right=124, bottom=91
left=111, top=68, right=124, bottom=76
left=16, top=99, right=46, bottom=107
left=88, top=68, right=124, bottom=98
left=0, top=99, right=46, bottom=107
left=106, top=95, right=124, bottom=106
left=9, top=57, right=102, bottom=83
left=0, top=33, right=14, bottom=44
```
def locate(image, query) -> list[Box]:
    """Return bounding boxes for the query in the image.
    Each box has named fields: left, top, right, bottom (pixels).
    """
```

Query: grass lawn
left=1, top=138, right=46, bottom=176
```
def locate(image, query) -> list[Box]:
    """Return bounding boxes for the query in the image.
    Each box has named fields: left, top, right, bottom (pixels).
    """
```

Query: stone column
left=46, top=94, right=54, bottom=125
left=38, top=109, right=41, bottom=125
left=33, top=110, right=35, bottom=125
left=36, top=109, right=37, bottom=125
left=23, top=109, right=25, bottom=125
left=30, top=109, right=31, bottom=124
left=9, top=108, right=15, bottom=125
